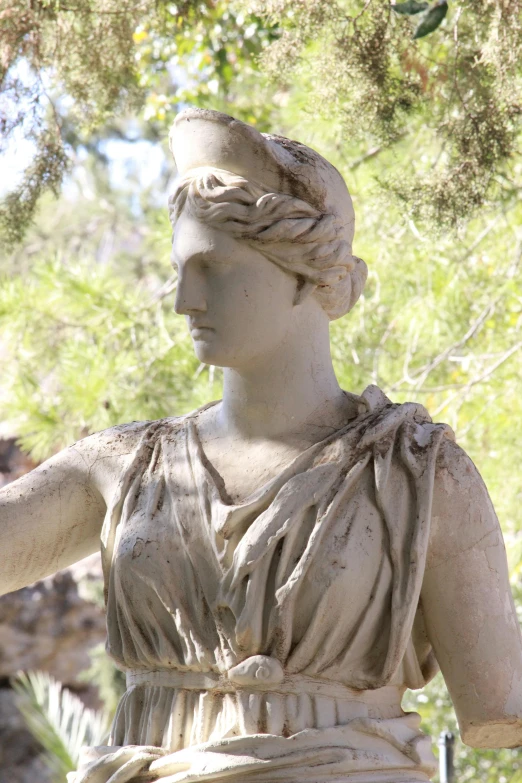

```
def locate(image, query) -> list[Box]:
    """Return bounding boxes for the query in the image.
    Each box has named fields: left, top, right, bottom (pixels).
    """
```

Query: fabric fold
left=71, top=714, right=436, bottom=783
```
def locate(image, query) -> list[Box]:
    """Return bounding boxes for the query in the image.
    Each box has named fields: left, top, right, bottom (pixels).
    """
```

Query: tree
left=1, top=1, right=522, bottom=246
left=251, top=0, right=522, bottom=227
left=0, top=0, right=276, bottom=246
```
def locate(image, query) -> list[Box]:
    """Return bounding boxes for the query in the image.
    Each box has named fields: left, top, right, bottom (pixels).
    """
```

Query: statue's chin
left=191, top=336, right=251, bottom=369
left=191, top=339, right=229, bottom=368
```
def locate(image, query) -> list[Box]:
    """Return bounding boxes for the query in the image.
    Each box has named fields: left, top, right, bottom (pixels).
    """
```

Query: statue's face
left=171, top=211, right=300, bottom=367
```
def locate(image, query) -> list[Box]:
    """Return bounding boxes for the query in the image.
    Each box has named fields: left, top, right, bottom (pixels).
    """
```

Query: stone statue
left=1, top=108, right=522, bottom=783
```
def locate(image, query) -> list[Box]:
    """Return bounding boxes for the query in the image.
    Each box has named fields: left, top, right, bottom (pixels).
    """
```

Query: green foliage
left=0, top=0, right=276, bottom=247
left=0, top=0, right=148, bottom=244
left=249, top=0, right=522, bottom=228
left=0, top=252, right=222, bottom=460
left=0, top=0, right=144, bottom=120
left=0, top=131, right=69, bottom=247
left=12, top=670, right=110, bottom=777
left=3, top=1, right=522, bottom=244
left=133, top=2, right=278, bottom=130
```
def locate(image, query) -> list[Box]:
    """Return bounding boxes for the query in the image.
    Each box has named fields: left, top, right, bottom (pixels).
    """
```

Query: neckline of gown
left=187, top=391, right=368, bottom=511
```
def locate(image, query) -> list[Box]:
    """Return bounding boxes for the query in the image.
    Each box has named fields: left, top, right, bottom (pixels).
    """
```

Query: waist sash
left=124, top=655, right=403, bottom=709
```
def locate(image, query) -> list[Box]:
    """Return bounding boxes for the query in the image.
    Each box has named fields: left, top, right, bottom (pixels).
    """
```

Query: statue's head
left=168, top=109, right=367, bottom=367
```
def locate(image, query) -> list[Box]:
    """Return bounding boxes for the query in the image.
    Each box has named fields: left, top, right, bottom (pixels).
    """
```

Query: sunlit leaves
left=133, top=2, right=277, bottom=131
left=0, top=131, right=69, bottom=247
left=247, top=0, right=522, bottom=228
left=0, top=0, right=279, bottom=245
left=0, top=0, right=148, bottom=246
left=12, top=670, right=110, bottom=776
left=0, top=255, right=221, bottom=459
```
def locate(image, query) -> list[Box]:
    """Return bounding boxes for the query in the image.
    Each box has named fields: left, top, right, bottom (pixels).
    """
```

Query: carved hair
left=168, top=168, right=367, bottom=320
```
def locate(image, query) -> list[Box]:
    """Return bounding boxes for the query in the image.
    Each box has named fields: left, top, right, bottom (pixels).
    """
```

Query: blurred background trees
left=1, top=1, right=522, bottom=781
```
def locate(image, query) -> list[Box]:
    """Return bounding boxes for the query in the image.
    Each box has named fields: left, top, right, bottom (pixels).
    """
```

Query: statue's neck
left=219, top=325, right=347, bottom=440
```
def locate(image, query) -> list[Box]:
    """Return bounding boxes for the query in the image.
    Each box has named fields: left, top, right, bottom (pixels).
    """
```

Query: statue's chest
left=114, top=455, right=385, bottom=625
left=197, top=438, right=315, bottom=506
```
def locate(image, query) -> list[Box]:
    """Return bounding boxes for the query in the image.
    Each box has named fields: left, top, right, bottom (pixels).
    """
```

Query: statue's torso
left=95, top=391, right=449, bottom=782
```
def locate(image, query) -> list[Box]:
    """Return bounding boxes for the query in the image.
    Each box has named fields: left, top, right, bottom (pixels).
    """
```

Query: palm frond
left=12, top=670, right=110, bottom=778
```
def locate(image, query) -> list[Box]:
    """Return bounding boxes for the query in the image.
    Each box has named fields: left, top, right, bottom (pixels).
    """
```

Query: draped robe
left=69, top=386, right=454, bottom=783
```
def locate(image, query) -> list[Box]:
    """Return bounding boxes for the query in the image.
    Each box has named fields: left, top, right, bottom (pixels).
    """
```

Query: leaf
left=392, top=1, right=429, bottom=15
left=12, top=671, right=110, bottom=777
left=413, top=1, right=449, bottom=39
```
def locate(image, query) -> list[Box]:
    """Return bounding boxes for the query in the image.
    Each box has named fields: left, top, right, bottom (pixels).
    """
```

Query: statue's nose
left=174, top=263, right=207, bottom=316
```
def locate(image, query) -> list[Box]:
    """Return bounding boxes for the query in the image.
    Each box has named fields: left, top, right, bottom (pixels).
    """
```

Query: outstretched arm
left=421, top=438, right=522, bottom=748
left=0, top=441, right=107, bottom=595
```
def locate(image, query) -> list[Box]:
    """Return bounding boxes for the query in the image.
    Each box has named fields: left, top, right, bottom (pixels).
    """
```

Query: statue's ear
left=293, top=276, right=317, bottom=306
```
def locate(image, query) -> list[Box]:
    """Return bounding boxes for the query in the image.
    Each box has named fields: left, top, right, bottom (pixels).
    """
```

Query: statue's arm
left=421, top=437, right=522, bottom=748
left=0, top=424, right=142, bottom=596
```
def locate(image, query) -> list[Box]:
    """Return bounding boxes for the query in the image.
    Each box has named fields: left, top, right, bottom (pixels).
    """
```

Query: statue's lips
left=190, top=326, right=215, bottom=338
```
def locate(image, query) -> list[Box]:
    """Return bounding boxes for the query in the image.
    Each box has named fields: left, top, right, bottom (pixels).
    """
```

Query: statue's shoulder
left=70, top=419, right=152, bottom=458
left=67, top=416, right=189, bottom=501
left=356, top=384, right=454, bottom=451
left=68, top=415, right=190, bottom=470
left=70, top=402, right=217, bottom=470
left=358, top=386, right=493, bottom=532
left=433, top=432, right=488, bottom=499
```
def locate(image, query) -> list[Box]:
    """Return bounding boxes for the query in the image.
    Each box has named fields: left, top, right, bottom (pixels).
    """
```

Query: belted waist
left=124, top=655, right=402, bottom=705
